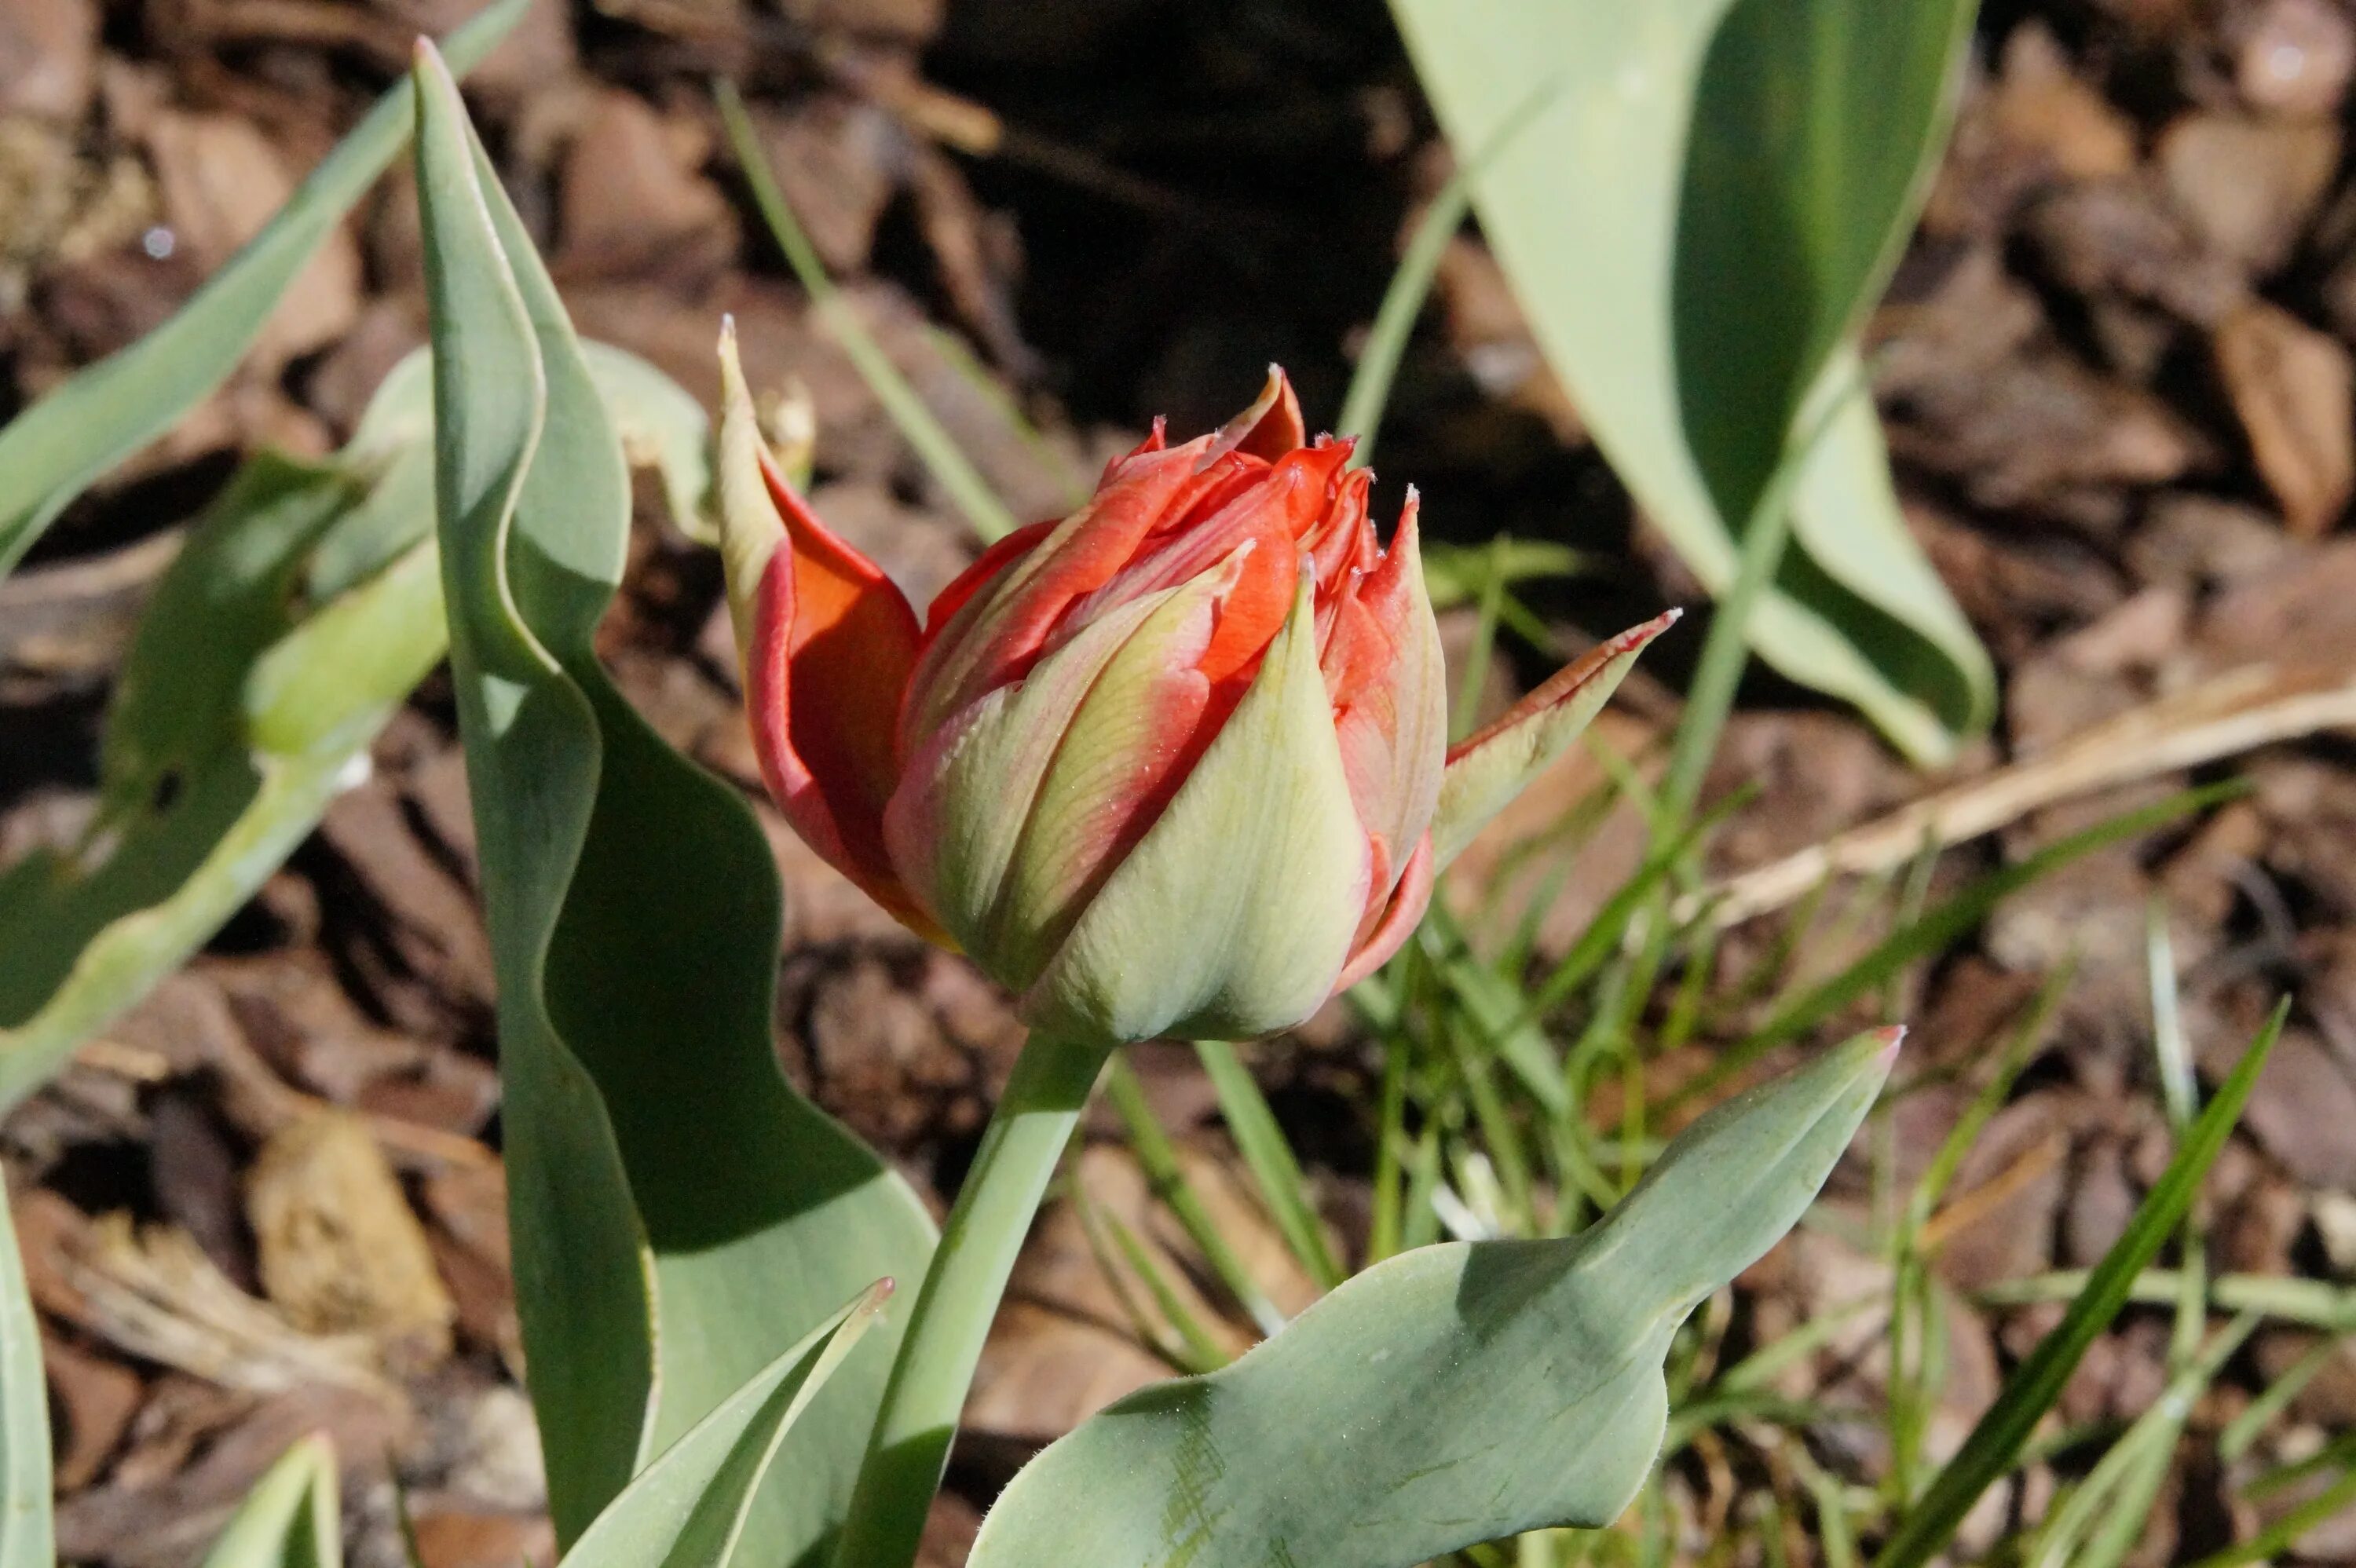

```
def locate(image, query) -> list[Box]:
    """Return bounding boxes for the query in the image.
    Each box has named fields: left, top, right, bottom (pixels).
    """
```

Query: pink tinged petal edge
left=1326, top=496, right=1447, bottom=893
left=1333, top=831, right=1436, bottom=993
left=898, top=438, right=1213, bottom=750
left=1429, top=610, right=1682, bottom=872
left=716, top=323, right=936, bottom=936
left=990, top=554, right=1245, bottom=986
left=882, top=587, right=1187, bottom=960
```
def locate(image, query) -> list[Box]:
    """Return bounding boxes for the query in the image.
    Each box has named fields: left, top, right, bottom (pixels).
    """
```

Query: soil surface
left=7, top=0, right=2356, bottom=1563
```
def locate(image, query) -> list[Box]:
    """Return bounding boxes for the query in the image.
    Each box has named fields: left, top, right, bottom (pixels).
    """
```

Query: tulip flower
left=709, top=323, right=1674, bottom=1568
left=712, top=323, right=1675, bottom=1051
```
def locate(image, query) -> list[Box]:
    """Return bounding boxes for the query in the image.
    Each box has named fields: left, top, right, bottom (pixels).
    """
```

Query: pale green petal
left=1023, top=572, right=1368, bottom=1046
left=1429, top=615, right=1671, bottom=871
left=884, top=590, right=1179, bottom=959
left=712, top=321, right=782, bottom=662
left=994, top=561, right=1235, bottom=982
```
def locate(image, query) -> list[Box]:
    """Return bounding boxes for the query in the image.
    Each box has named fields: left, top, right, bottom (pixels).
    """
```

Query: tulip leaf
left=562, top=1282, right=894, bottom=1568
left=199, top=1436, right=341, bottom=1568
left=0, top=338, right=716, bottom=1117
left=1389, top=0, right=1993, bottom=764
left=970, top=1027, right=1897, bottom=1568
left=0, top=1185, right=52, bottom=1568
left=412, top=48, right=933, bottom=1564
left=0, top=0, right=526, bottom=583
left=0, top=454, right=442, bottom=1113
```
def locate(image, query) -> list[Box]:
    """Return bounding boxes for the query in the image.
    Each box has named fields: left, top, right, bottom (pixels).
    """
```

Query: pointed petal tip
left=1614, top=608, right=1682, bottom=652
left=1216, top=364, right=1308, bottom=463
left=1871, top=1025, right=1907, bottom=1067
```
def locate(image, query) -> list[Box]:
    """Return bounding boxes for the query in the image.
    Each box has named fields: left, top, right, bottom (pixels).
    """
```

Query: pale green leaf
left=412, top=49, right=934, bottom=1564
left=199, top=1437, right=340, bottom=1568
left=562, top=1283, right=893, bottom=1568
left=0, top=0, right=526, bottom=581
left=970, top=1027, right=1897, bottom=1568
left=0, top=1185, right=51, bottom=1568
left=1388, top=0, right=1992, bottom=762
left=0, top=454, right=441, bottom=1113
left=0, top=338, right=715, bottom=1117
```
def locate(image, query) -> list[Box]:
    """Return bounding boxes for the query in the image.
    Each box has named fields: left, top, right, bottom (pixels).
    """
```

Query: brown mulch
left=6, top=0, right=2356, bottom=1563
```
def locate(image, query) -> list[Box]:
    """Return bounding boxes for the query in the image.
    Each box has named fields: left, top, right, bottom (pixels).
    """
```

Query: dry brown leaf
left=2216, top=298, right=2354, bottom=537
left=247, top=1109, right=455, bottom=1365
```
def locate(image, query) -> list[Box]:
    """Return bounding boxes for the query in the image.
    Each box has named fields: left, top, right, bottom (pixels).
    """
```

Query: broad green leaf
left=199, top=1436, right=340, bottom=1568
left=1388, top=0, right=1993, bottom=762
left=412, top=49, right=933, bottom=1564
left=0, top=455, right=441, bottom=1113
left=0, top=0, right=526, bottom=581
left=580, top=342, right=718, bottom=544
left=0, top=1186, right=52, bottom=1567
left=563, top=1283, right=893, bottom=1568
left=971, top=1027, right=1898, bottom=1568
left=0, top=335, right=716, bottom=1118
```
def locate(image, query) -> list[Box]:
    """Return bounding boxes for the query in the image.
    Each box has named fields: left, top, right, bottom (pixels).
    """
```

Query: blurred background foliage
left=2, top=0, right=2356, bottom=1563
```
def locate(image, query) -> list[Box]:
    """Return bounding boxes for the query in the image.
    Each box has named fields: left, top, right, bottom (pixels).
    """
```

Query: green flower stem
left=1657, top=481, right=1794, bottom=833
left=834, top=1028, right=1109, bottom=1568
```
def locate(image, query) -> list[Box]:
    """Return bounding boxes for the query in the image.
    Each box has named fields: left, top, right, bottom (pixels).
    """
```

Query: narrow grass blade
left=1679, top=783, right=2238, bottom=1109
left=1103, top=1056, right=1286, bottom=1337
left=199, top=1436, right=341, bottom=1568
left=0, top=0, right=526, bottom=579
left=1872, top=1002, right=2287, bottom=1568
left=1336, top=83, right=1560, bottom=467
left=715, top=79, right=1019, bottom=544
left=1194, top=1040, right=1344, bottom=1291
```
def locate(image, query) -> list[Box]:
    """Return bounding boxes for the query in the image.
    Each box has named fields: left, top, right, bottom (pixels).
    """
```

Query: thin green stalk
left=1335, top=79, right=1560, bottom=466
left=1336, top=171, right=1472, bottom=468
left=1451, top=535, right=1511, bottom=744
left=1102, top=1054, right=1286, bottom=1337
left=2222, top=1335, right=2339, bottom=1460
left=1067, top=1181, right=1217, bottom=1374
left=1976, top=1266, right=2356, bottom=1329
left=1443, top=1007, right=1538, bottom=1230
left=2183, top=1467, right=2356, bottom=1568
left=1093, top=1200, right=1232, bottom=1373
left=833, top=1029, right=1107, bottom=1568
left=1658, top=481, right=1798, bottom=831
left=1672, top=783, right=2241, bottom=1113
left=1194, top=1039, right=1345, bottom=1290
left=715, top=79, right=1020, bottom=545
left=1370, top=1034, right=1410, bottom=1264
